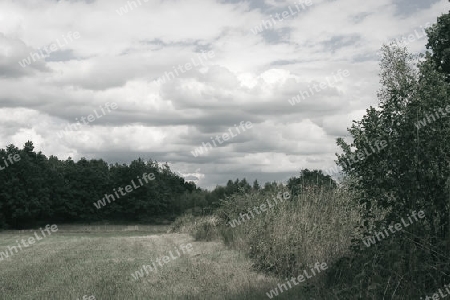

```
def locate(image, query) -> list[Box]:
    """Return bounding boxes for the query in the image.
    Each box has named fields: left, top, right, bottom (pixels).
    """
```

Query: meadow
left=0, top=225, right=302, bottom=300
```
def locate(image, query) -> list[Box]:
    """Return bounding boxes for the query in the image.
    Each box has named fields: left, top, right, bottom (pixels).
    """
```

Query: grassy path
left=0, top=227, right=300, bottom=300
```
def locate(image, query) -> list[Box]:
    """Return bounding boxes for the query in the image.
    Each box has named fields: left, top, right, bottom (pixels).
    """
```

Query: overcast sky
left=0, top=0, right=448, bottom=189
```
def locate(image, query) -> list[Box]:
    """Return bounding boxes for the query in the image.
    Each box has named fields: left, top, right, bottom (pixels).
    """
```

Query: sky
left=0, top=0, right=448, bottom=189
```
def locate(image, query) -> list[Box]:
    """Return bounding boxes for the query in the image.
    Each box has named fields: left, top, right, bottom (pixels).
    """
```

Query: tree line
left=0, top=141, right=199, bottom=228
left=0, top=140, right=331, bottom=229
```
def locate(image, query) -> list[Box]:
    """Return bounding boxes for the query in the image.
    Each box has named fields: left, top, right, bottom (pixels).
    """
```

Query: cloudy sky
left=0, top=0, right=448, bottom=189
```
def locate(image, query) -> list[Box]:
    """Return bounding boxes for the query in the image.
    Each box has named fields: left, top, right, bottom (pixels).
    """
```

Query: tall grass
left=171, top=186, right=362, bottom=297
left=170, top=182, right=450, bottom=299
left=168, top=214, right=222, bottom=241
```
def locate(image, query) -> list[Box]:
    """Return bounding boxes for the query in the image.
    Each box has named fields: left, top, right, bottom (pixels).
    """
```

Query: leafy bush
left=326, top=16, right=450, bottom=297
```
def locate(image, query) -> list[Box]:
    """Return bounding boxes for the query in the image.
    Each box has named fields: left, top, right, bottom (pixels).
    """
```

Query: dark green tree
left=287, top=169, right=336, bottom=196
left=252, top=179, right=260, bottom=190
left=329, top=22, right=450, bottom=297
left=426, top=10, right=450, bottom=82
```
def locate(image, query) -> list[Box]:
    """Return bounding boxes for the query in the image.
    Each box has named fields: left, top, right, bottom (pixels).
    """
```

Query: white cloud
left=0, top=0, right=447, bottom=188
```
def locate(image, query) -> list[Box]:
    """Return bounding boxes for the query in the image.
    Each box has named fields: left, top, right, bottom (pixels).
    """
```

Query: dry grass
left=0, top=225, right=303, bottom=299
left=171, top=188, right=362, bottom=298
left=217, top=189, right=361, bottom=276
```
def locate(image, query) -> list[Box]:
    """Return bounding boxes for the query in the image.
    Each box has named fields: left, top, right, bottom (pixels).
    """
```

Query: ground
left=0, top=225, right=301, bottom=300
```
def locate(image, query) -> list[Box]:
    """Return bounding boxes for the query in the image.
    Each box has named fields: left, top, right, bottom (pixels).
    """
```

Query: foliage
left=426, top=10, right=450, bottom=82
left=329, top=12, right=450, bottom=298
left=0, top=142, right=201, bottom=229
left=287, top=168, right=337, bottom=196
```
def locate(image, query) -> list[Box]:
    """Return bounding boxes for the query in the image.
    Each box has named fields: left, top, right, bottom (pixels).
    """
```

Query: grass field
left=0, top=225, right=303, bottom=300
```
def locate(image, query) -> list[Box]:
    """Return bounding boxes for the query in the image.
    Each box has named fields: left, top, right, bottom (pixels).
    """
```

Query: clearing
left=0, top=225, right=300, bottom=300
